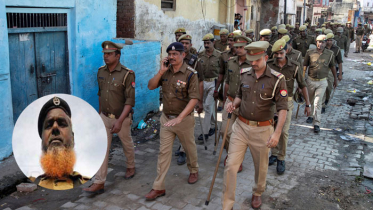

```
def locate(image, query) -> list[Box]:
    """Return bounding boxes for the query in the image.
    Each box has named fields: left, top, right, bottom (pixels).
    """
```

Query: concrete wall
left=330, top=0, right=355, bottom=22
left=261, top=0, right=280, bottom=29
left=0, top=2, right=13, bottom=160
left=0, top=0, right=161, bottom=160
left=135, top=0, right=228, bottom=56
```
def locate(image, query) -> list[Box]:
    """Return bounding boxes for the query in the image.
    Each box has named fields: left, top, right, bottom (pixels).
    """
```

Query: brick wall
left=117, top=0, right=135, bottom=38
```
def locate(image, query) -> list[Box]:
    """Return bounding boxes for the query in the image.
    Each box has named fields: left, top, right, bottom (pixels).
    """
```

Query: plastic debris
left=368, top=62, right=371, bottom=66
left=368, top=80, right=373, bottom=85
left=347, top=89, right=357, bottom=93
left=137, top=120, right=147, bottom=129
left=333, top=128, right=342, bottom=132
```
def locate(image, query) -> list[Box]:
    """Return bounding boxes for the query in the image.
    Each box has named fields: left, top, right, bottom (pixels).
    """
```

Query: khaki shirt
left=326, top=44, right=343, bottom=65
left=190, top=47, right=198, bottom=55
left=219, top=49, right=237, bottom=75
left=97, top=62, right=135, bottom=118
left=237, top=66, right=288, bottom=121
left=269, top=34, right=278, bottom=45
left=287, top=48, right=303, bottom=69
left=347, top=27, right=355, bottom=40
left=184, top=53, right=204, bottom=81
left=308, top=31, right=316, bottom=37
left=225, top=55, right=251, bottom=98
left=158, top=62, right=199, bottom=115
left=33, top=171, right=89, bottom=190
left=293, top=28, right=300, bottom=34
left=364, top=27, right=372, bottom=36
left=334, top=34, right=348, bottom=50
left=356, top=27, right=364, bottom=36
left=214, top=40, right=229, bottom=52
left=267, top=57, right=306, bottom=97
left=198, top=49, right=221, bottom=79
left=292, top=35, right=316, bottom=57
left=304, top=48, right=335, bottom=79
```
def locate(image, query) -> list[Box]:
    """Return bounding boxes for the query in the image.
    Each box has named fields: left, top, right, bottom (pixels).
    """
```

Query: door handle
left=42, top=64, right=45, bottom=72
left=30, top=64, right=34, bottom=74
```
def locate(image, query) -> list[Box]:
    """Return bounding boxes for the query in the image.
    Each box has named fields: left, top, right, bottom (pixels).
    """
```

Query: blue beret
left=38, top=96, right=71, bottom=138
left=166, top=42, right=184, bottom=53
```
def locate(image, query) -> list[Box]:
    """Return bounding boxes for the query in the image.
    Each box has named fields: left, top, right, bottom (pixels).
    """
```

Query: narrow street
left=1, top=45, right=373, bottom=210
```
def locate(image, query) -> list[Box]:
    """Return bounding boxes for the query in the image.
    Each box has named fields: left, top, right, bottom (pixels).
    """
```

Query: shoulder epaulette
left=240, top=67, right=252, bottom=74
left=98, top=65, right=106, bottom=70
left=267, top=58, right=274, bottom=63
left=228, top=56, right=235, bottom=61
left=187, top=66, right=197, bottom=74
left=270, top=69, right=284, bottom=79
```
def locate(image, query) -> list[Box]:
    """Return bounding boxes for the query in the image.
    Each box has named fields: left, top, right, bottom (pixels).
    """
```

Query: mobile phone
left=164, top=60, right=170, bottom=67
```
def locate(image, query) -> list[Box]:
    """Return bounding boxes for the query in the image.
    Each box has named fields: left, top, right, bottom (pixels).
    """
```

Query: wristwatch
left=305, top=104, right=311, bottom=107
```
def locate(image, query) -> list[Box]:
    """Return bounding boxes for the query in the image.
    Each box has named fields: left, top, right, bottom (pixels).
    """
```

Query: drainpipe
left=303, top=0, right=306, bottom=24
left=284, top=0, right=287, bottom=24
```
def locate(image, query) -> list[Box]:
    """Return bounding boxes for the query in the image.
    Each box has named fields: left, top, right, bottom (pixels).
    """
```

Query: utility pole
left=284, top=0, right=287, bottom=24
left=303, top=0, right=306, bottom=24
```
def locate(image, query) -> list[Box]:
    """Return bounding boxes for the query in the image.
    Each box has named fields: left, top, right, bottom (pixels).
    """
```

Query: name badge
left=243, top=84, right=250, bottom=88
left=99, top=77, right=104, bottom=80
left=228, top=69, right=233, bottom=72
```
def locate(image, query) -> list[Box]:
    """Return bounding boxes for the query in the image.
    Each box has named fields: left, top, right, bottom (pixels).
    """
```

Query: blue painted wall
left=0, top=2, right=13, bottom=160
left=0, top=0, right=160, bottom=160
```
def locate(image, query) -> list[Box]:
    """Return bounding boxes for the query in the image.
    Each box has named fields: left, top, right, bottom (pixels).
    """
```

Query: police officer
left=304, top=35, right=338, bottom=133
left=174, top=27, right=198, bottom=55
left=214, top=32, right=239, bottom=103
left=215, top=29, right=230, bottom=52
left=322, top=33, right=343, bottom=114
left=84, top=41, right=136, bottom=194
left=309, top=25, right=317, bottom=37
left=245, top=29, right=255, bottom=41
left=34, top=96, right=90, bottom=190
left=292, top=25, right=316, bottom=57
left=177, top=34, right=205, bottom=165
left=197, top=33, right=221, bottom=143
left=259, top=29, right=273, bottom=56
left=345, top=21, right=355, bottom=57
left=277, top=28, right=288, bottom=40
left=282, top=35, right=303, bottom=68
left=222, top=41, right=288, bottom=209
left=364, top=24, right=372, bottom=36
left=267, top=39, right=311, bottom=175
left=294, top=22, right=300, bottom=34
left=146, top=42, right=200, bottom=200
left=269, top=26, right=278, bottom=44
left=334, top=27, right=348, bottom=59
left=355, top=23, right=364, bottom=53
left=220, top=35, right=251, bottom=173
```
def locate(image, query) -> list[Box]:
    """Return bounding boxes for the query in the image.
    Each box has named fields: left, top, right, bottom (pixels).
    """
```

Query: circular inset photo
left=12, top=94, right=107, bottom=190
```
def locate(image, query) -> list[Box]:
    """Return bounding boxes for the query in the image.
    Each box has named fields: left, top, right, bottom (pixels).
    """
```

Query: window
left=6, top=13, right=67, bottom=28
left=368, top=2, right=370, bottom=6
left=161, top=0, right=176, bottom=11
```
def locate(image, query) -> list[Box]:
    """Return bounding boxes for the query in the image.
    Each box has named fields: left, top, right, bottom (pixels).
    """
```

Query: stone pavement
left=1, top=49, right=372, bottom=210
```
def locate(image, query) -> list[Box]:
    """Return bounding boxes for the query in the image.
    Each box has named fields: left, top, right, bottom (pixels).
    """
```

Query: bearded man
left=33, top=96, right=89, bottom=190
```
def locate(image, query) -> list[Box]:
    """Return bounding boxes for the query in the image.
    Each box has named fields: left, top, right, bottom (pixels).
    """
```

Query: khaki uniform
left=218, top=49, right=237, bottom=101
left=356, top=27, right=365, bottom=51
left=220, top=55, right=251, bottom=152
left=287, top=48, right=303, bottom=68
left=214, top=40, right=229, bottom=52
left=304, top=49, right=335, bottom=126
left=364, top=27, right=372, bottom=36
left=198, top=49, right=221, bottom=134
left=267, top=57, right=306, bottom=161
left=153, top=62, right=200, bottom=190
left=308, top=30, right=316, bottom=37
left=323, top=45, right=342, bottom=109
left=334, top=34, right=348, bottom=59
left=344, top=27, right=354, bottom=55
left=269, top=33, right=278, bottom=45
left=293, top=28, right=300, bottom=35
left=292, top=35, right=316, bottom=57
left=95, top=62, right=136, bottom=184
left=222, top=66, right=288, bottom=209
left=34, top=171, right=89, bottom=190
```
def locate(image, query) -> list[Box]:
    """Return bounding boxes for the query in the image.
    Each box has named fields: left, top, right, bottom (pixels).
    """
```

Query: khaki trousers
left=346, top=39, right=351, bottom=55
left=94, top=113, right=135, bottom=184
left=307, top=79, right=328, bottom=126
left=222, top=119, right=274, bottom=210
left=356, top=35, right=362, bottom=51
left=271, top=98, right=294, bottom=160
left=220, top=98, right=239, bottom=152
left=152, top=113, right=199, bottom=190
left=322, top=71, right=335, bottom=108
left=202, top=80, right=216, bottom=134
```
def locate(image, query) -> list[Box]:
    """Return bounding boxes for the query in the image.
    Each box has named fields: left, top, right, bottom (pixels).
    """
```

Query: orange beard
left=40, top=147, right=76, bottom=178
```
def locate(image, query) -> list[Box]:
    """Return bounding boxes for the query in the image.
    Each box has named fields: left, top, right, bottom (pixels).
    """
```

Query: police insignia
left=53, top=96, right=60, bottom=105
left=172, top=46, right=175, bottom=50
left=280, top=90, right=287, bottom=97
left=131, top=82, right=135, bottom=88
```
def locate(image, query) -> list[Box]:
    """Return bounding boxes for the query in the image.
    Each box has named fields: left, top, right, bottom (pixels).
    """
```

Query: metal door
left=8, top=31, right=69, bottom=122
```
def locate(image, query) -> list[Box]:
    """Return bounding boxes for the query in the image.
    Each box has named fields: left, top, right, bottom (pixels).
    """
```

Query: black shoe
left=306, top=117, right=313, bottom=124
left=217, top=106, right=223, bottom=112
left=177, top=152, right=186, bottom=165
left=208, top=128, right=215, bottom=136
left=175, top=146, right=181, bottom=156
left=277, top=160, right=285, bottom=175
left=321, top=107, right=325, bottom=114
left=198, top=134, right=209, bottom=140
left=354, top=51, right=358, bottom=53
left=269, top=155, right=277, bottom=166
left=324, top=99, right=329, bottom=106
left=314, top=125, right=320, bottom=133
